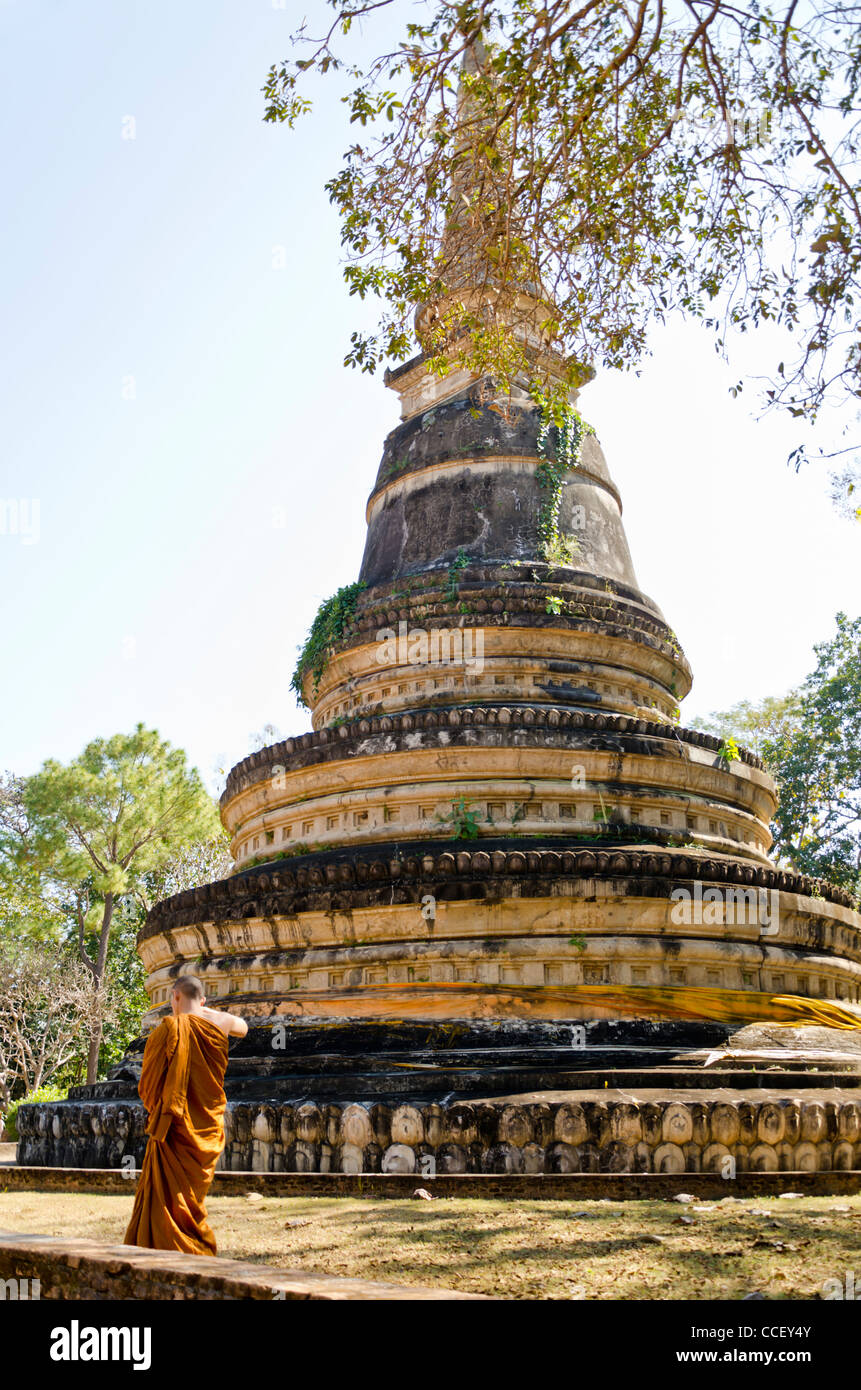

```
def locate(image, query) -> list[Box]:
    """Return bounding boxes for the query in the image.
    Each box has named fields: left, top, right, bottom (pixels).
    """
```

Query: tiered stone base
left=17, top=1019, right=861, bottom=1175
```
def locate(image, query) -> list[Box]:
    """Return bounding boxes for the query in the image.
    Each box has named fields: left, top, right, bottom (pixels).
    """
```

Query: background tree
left=92, top=907, right=151, bottom=1081
left=694, top=692, right=803, bottom=760
left=0, top=725, right=221, bottom=1084
left=0, top=773, right=67, bottom=943
left=91, top=831, right=233, bottom=1078
left=265, top=0, right=861, bottom=505
left=695, top=613, right=861, bottom=896
left=0, top=937, right=116, bottom=1126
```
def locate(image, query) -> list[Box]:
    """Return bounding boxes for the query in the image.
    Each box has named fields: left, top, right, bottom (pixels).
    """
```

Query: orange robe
left=124, top=1013, right=229, bottom=1255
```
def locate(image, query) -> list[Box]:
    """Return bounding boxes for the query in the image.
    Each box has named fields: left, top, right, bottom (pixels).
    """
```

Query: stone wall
left=17, top=1093, right=861, bottom=1175
left=17, top=1101, right=147, bottom=1170
left=219, top=1094, right=861, bottom=1175
left=4, top=1166, right=861, bottom=1200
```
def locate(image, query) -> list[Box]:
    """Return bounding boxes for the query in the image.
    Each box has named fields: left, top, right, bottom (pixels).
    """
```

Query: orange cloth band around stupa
left=322, top=980, right=861, bottom=1031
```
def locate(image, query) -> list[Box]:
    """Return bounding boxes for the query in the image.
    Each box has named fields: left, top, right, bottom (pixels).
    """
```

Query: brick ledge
left=0, top=1230, right=486, bottom=1300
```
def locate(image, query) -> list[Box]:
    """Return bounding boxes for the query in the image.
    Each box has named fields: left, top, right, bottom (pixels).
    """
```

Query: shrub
left=2, top=1083, right=67, bottom=1141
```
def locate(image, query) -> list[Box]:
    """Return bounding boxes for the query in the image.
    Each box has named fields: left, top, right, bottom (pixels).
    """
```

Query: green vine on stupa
left=291, top=581, right=366, bottom=703
left=535, top=397, right=595, bottom=566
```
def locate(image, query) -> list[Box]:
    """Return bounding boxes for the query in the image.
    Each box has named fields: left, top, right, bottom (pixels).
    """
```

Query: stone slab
left=0, top=1230, right=486, bottom=1299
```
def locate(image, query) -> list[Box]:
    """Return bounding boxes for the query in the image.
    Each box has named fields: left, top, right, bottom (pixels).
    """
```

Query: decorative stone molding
left=222, top=727, right=775, bottom=869
left=147, top=846, right=853, bottom=937
left=299, top=565, right=694, bottom=715
left=223, top=707, right=763, bottom=805
left=138, top=930, right=861, bottom=1021
left=17, top=1094, right=861, bottom=1176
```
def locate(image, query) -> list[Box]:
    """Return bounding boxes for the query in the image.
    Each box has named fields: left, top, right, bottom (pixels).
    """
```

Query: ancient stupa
left=20, top=67, right=861, bottom=1174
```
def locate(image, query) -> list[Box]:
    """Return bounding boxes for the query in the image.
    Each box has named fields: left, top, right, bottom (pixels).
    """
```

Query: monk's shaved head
left=173, top=975, right=205, bottom=1001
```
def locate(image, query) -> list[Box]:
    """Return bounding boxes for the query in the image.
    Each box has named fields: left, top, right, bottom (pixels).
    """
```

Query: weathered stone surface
left=749, top=1144, right=779, bottom=1172
left=0, top=1232, right=486, bottom=1300
left=652, top=1143, right=685, bottom=1174
left=45, top=1089, right=834, bottom=1178
left=702, top=1142, right=731, bottom=1173
left=839, top=1102, right=861, bottom=1142
left=341, top=1105, right=373, bottom=1149
left=757, top=1103, right=786, bottom=1145
left=5, top=1163, right=861, bottom=1199
left=382, top=1143, right=416, bottom=1174
left=27, top=1088, right=861, bottom=1175
left=391, top=1106, right=425, bottom=1147
left=662, top=1104, right=693, bottom=1147
left=801, top=1103, right=828, bottom=1144
left=223, top=706, right=769, bottom=806
left=609, top=1104, right=642, bottom=1147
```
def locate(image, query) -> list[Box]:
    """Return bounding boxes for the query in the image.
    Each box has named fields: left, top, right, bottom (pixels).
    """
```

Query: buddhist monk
left=124, top=975, right=247, bottom=1255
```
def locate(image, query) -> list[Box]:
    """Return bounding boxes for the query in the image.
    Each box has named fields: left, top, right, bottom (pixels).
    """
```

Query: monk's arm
left=200, top=1006, right=248, bottom=1038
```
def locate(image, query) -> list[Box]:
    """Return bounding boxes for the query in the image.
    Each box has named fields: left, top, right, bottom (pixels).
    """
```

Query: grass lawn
left=1, top=1188, right=860, bottom=1299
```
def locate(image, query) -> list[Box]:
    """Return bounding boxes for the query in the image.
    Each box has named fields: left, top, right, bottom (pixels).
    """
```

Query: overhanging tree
left=264, top=0, right=861, bottom=508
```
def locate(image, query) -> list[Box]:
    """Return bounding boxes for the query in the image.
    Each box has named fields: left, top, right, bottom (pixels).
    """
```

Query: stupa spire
left=415, top=31, right=547, bottom=364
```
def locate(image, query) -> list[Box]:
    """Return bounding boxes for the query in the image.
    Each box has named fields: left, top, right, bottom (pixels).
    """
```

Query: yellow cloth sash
left=352, top=980, right=861, bottom=1030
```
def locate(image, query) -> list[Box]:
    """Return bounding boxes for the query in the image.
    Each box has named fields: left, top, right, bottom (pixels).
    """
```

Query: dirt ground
left=2, top=1187, right=861, bottom=1298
